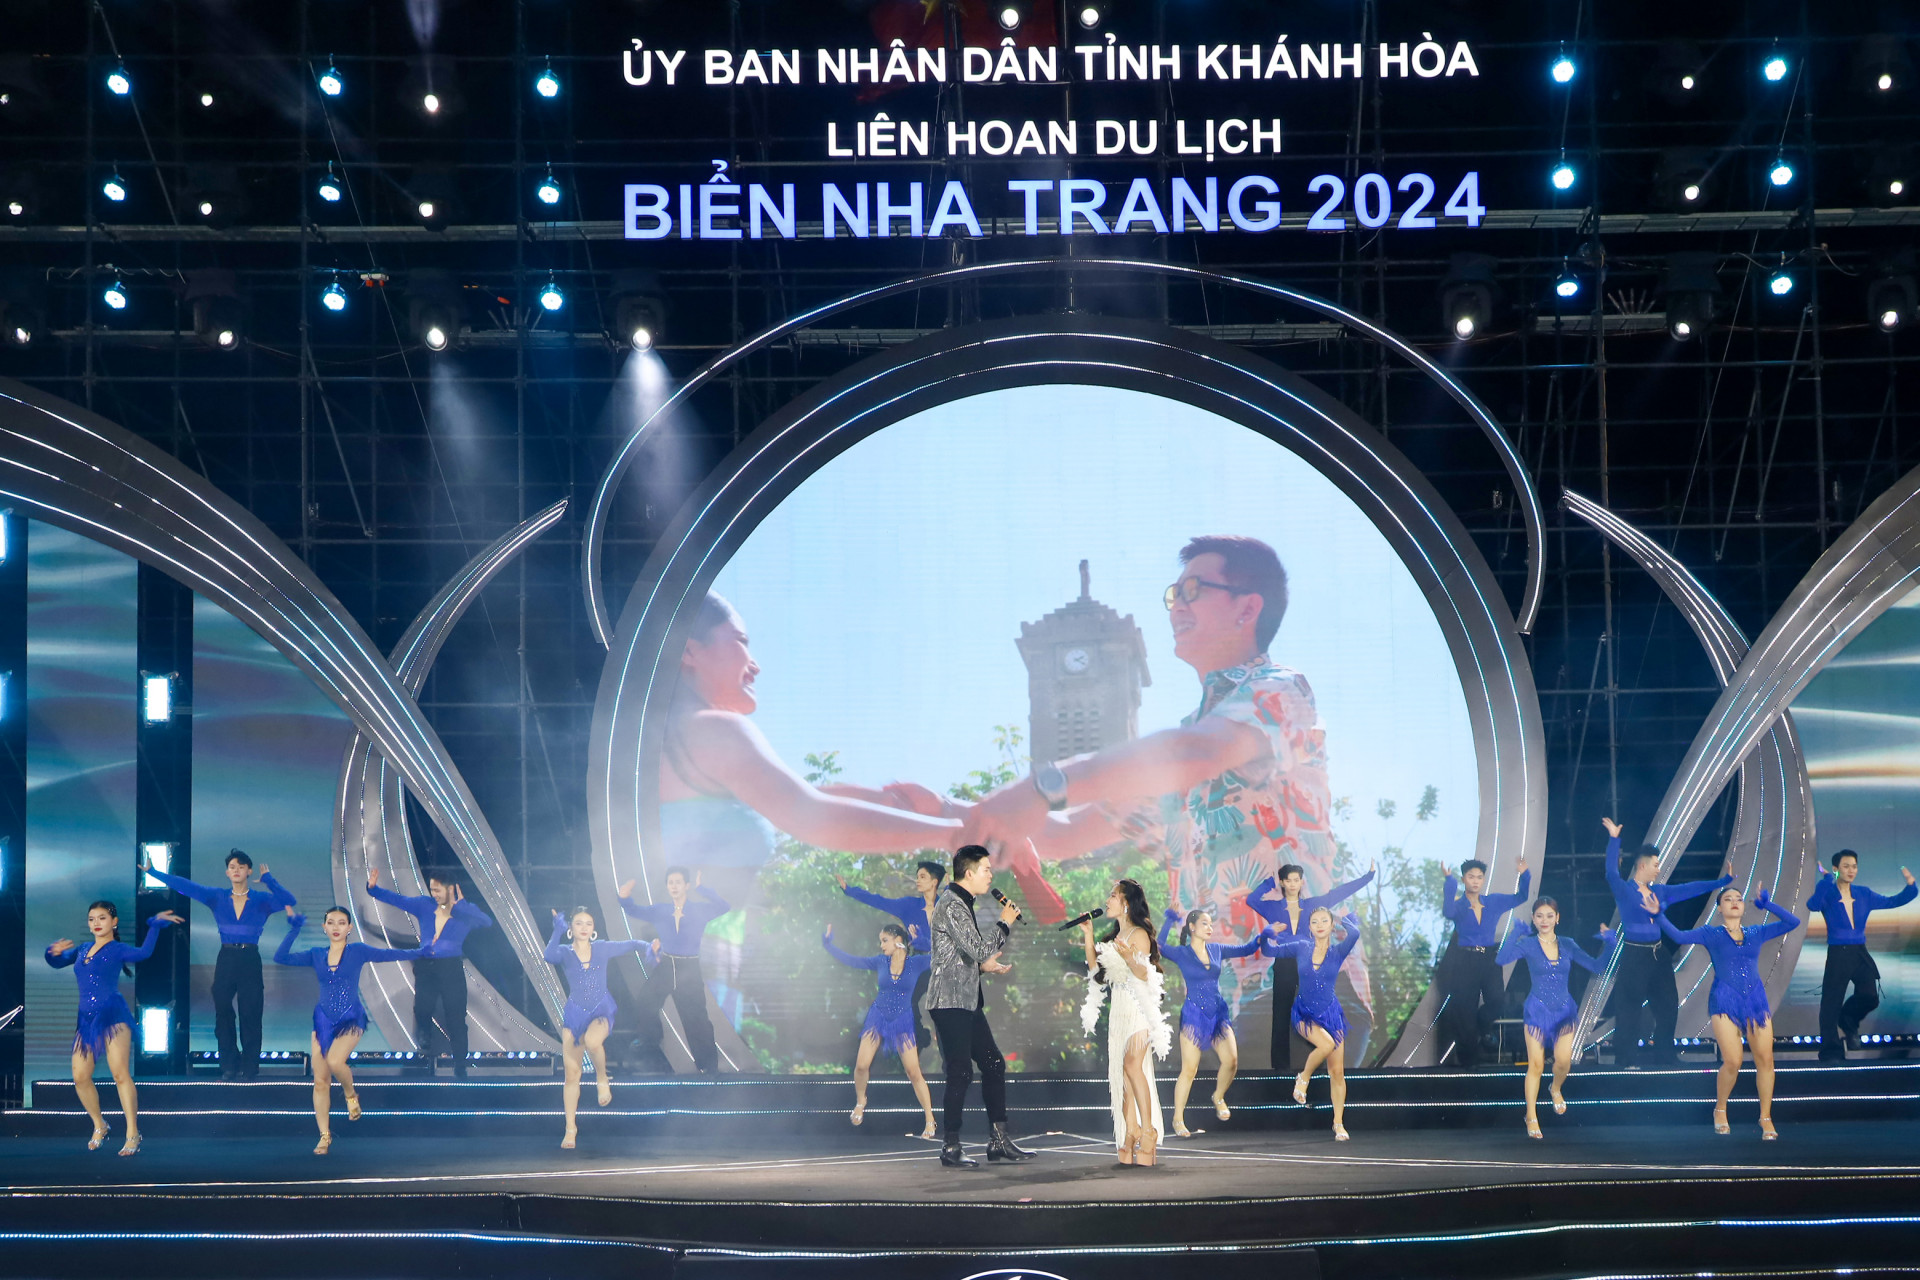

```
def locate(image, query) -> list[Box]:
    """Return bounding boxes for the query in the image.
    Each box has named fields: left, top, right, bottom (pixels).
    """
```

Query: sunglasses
left=1163, top=575, right=1253, bottom=609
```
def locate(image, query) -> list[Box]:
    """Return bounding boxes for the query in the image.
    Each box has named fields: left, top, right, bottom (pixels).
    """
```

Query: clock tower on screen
left=1016, top=559, right=1152, bottom=766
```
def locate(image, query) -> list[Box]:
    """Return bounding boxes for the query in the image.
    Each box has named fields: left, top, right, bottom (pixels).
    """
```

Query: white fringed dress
left=1080, top=937, right=1173, bottom=1146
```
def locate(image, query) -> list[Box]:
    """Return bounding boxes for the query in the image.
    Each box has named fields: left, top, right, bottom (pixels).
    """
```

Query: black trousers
left=1268, top=954, right=1311, bottom=1072
left=1819, top=945, right=1881, bottom=1059
left=413, top=955, right=469, bottom=1066
left=911, top=966, right=933, bottom=1051
left=930, top=1004, right=1008, bottom=1138
left=211, top=945, right=264, bottom=1077
left=632, top=954, right=719, bottom=1073
left=1612, top=939, right=1679, bottom=1064
left=1436, top=944, right=1505, bottom=1067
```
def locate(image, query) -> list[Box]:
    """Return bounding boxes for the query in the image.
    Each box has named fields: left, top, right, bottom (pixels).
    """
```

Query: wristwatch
left=1031, top=761, right=1069, bottom=812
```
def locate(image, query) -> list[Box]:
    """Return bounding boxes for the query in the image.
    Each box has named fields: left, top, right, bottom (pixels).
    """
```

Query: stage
left=6, top=1063, right=1919, bottom=1278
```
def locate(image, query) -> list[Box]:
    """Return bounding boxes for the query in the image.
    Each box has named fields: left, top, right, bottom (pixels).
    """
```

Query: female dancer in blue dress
left=545, top=907, right=657, bottom=1149
left=1159, top=907, right=1266, bottom=1137
left=1495, top=896, right=1617, bottom=1138
left=1265, top=907, right=1360, bottom=1140
left=43, top=901, right=183, bottom=1155
left=1657, top=886, right=1801, bottom=1139
left=275, top=907, right=424, bottom=1154
left=822, top=922, right=936, bottom=1138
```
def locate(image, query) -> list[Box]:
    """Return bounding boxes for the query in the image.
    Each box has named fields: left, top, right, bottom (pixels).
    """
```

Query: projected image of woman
left=43, top=902, right=183, bottom=1156
left=821, top=922, right=936, bottom=1138
left=1158, top=906, right=1265, bottom=1137
left=1079, top=879, right=1171, bottom=1167
left=545, top=908, right=658, bottom=1150
left=1495, top=897, right=1617, bottom=1139
left=1265, top=907, right=1360, bottom=1141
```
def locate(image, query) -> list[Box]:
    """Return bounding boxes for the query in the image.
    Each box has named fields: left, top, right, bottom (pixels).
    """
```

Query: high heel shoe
left=118, top=1134, right=142, bottom=1157
left=850, top=1103, right=866, bottom=1126
left=1713, top=1108, right=1730, bottom=1135
left=344, top=1088, right=361, bottom=1121
left=560, top=1126, right=577, bottom=1151
left=1118, top=1124, right=1138, bottom=1165
left=1525, top=1116, right=1543, bottom=1140
left=596, top=1076, right=613, bottom=1108
left=1136, top=1127, right=1158, bottom=1167
left=1550, top=1087, right=1567, bottom=1116
left=1760, top=1118, right=1778, bottom=1141
left=1172, top=1122, right=1193, bottom=1139
left=1293, top=1072, right=1310, bottom=1106
left=1332, top=1123, right=1350, bottom=1142
left=1213, top=1095, right=1232, bottom=1122
left=313, top=1133, right=332, bottom=1156
left=87, top=1125, right=109, bottom=1151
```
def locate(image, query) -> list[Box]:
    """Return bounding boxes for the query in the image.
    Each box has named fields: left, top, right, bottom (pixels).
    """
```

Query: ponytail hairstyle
left=87, top=900, right=130, bottom=975
left=1179, top=908, right=1213, bottom=947
left=880, top=922, right=910, bottom=948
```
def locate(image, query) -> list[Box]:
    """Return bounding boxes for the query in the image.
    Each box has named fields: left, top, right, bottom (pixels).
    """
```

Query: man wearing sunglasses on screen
left=953, top=536, right=1361, bottom=1060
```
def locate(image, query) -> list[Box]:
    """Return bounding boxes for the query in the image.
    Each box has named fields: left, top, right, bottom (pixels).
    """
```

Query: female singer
left=1158, top=906, right=1266, bottom=1137
left=1265, top=907, right=1361, bottom=1140
left=43, top=902, right=183, bottom=1155
left=544, top=908, right=657, bottom=1149
left=1079, top=879, right=1171, bottom=1167
left=821, top=923, right=936, bottom=1138
left=274, top=908, right=423, bottom=1154
left=1657, top=886, right=1801, bottom=1139
left=1495, top=897, right=1617, bottom=1138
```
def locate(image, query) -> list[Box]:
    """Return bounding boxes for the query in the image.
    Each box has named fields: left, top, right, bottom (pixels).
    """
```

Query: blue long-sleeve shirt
left=1246, top=869, right=1376, bottom=939
left=840, top=883, right=933, bottom=952
left=1442, top=868, right=1531, bottom=948
left=1603, top=835, right=1731, bottom=943
left=1159, top=914, right=1265, bottom=983
left=1806, top=872, right=1917, bottom=946
left=619, top=885, right=731, bottom=958
left=366, top=883, right=493, bottom=958
left=146, top=868, right=296, bottom=945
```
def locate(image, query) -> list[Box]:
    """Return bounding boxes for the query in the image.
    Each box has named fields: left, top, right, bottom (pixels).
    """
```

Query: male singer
left=928, top=844, right=1033, bottom=1167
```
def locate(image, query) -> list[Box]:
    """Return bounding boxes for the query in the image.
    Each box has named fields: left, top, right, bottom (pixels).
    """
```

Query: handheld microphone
left=989, top=887, right=1023, bottom=921
left=1057, top=907, right=1105, bottom=932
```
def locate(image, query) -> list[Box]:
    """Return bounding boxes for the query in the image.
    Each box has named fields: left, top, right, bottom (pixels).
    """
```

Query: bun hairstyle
left=880, top=922, right=910, bottom=946
left=570, top=906, right=597, bottom=927
left=1179, top=909, right=1213, bottom=947
left=1717, top=885, right=1745, bottom=906
left=1309, top=905, right=1335, bottom=929
left=324, top=905, right=354, bottom=926
left=87, top=900, right=131, bottom=974
left=1532, top=895, right=1561, bottom=916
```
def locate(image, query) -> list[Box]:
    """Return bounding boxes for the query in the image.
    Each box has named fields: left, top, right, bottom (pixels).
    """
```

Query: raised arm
left=452, top=899, right=493, bottom=929
left=617, top=892, right=663, bottom=928
left=696, top=883, right=731, bottom=915
left=596, top=938, right=656, bottom=970
left=1441, top=871, right=1460, bottom=918
left=1160, top=908, right=1179, bottom=949
left=1867, top=876, right=1919, bottom=912
left=118, top=913, right=177, bottom=964
left=1245, top=876, right=1283, bottom=923
left=1748, top=891, right=1802, bottom=943
left=274, top=914, right=308, bottom=966
left=1329, top=913, right=1363, bottom=963
left=1496, top=926, right=1531, bottom=967
left=543, top=913, right=572, bottom=964
left=1602, top=833, right=1626, bottom=891
left=1563, top=934, right=1614, bottom=974
left=258, top=870, right=297, bottom=911
left=840, top=882, right=896, bottom=914
left=43, top=942, right=78, bottom=969
left=1806, top=872, right=1836, bottom=912
left=1654, top=912, right=1708, bottom=948
left=1217, top=935, right=1265, bottom=961
left=354, top=942, right=427, bottom=964
left=821, top=930, right=880, bottom=970
left=1660, top=872, right=1734, bottom=907
left=1309, top=867, right=1377, bottom=911
left=364, top=881, right=424, bottom=914
left=144, top=868, right=219, bottom=907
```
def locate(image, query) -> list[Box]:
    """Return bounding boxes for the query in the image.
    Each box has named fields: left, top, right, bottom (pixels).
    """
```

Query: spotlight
left=612, top=270, right=667, bottom=353
left=534, top=60, right=561, bottom=99
left=425, top=324, right=448, bottom=351
left=105, top=62, right=131, bottom=97
left=537, top=278, right=565, bottom=312
left=1854, top=35, right=1913, bottom=99
left=186, top=270, right=243, bottom=351
left=0, top=167, right=36, bottom=221
left=199, top=91, right=215, bottom=108
left=317, top=62, right=343, bottom=98
left=142, top=673, right=174, bottom=722
left=1554, top=271, right=1581, bottom=300
left=1439, top=253, right=1497, bottom=342
left=1767, top=267, right=1796, bottom=297
left=407, top=269, right=462, bottom=352
left=101, top=170, right=127, bottom=203
left=1550, top=48, right=1576, bottom=84
left=1681, top=73, right=1696, bottom=91
left=319, top=281, right=349, bottom=313
left=1868, top=251, right=1917, bottom=333
left=423, top=92, right=441, bottom=114
left=1763, top=50, right=1789, bottom=83
left=408, top=167, right=457, bottom=229
left=1077, top=4, right=1102, bottom=28
left=1550, top=157, right=1577, bottom=191
left=997, top=3, right=1022, bottom=31
left=182, top=165, right=244, bottom=228
left=535, top=170, right=562, bottom=207
left=1662, top=252, right=1719, bottom=341
left=1769, top=156, right=1795, bottom=187
left=404, top=56, right=459, bottom=120
left=1867, top=145, right=1913, bottom=205
left=316, top=164, right=342, bottom=204
left=1651, top=40, right=1705, bottom=107
left=418, top=200, right=435, bottom=219
left=0, top=270, right=45, bottom=347
left=102, top=279, right=129, bottom=311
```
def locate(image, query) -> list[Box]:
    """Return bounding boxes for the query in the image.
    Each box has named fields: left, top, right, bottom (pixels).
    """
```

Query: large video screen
left=1780, top=586, right=1920, bottom=1036
left=632, top=382, right=1480, bottom=1072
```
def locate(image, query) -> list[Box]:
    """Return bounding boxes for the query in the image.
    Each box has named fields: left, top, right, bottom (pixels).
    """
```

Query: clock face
left=1063, top=647, right=1091, bottom=674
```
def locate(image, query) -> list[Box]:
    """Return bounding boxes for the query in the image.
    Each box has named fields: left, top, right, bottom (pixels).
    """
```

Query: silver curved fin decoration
left=582, top=258, right=1544, bottom=646
left=1562, top=492, right=1816, bottom=1056
left=0, top=378, right=569, bottom=1027
left=336, top=499, right=568, bottom=1053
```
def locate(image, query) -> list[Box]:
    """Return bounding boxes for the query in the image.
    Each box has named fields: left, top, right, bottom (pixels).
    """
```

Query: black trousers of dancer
left=212, top=944, right=264, bottom=1079
left=413, top=955, right=470, bottom=1072
left=632, top=953, right=719, bottom=1073
left=912, top=966, right=933, bottom=1051
left=930, top=1004, right=1008, bottom=1139
left=1436, top=942, right=1505, bottom=1067
left=1611, top=938, right=1679, bottom=1065
left=1819, top=944, right=1882, bottom=1061
left=1268, top=954, right=1312, bottom=1072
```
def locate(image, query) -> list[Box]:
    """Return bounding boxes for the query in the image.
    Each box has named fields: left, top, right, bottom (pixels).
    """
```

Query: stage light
left=1881, top=73, right=1895, bottom=91
left=1663, top=252, right=1719, bottom=342
left=418, top=200, right=435, bottom=219
left=612, top=271, right=668, bottom=352
left=1867, top=146, right=1912, bottom=205
left=101, top=171, right=127, bottom=203
left=0, top=271, right=43, bottom=348
left=142, top=673, right=174, bottom=722
left=535, top=170, right=562, bottom=206
left=141, top=841, right=174, bottom=889
left=5, top=203, right=18, bottom=218
left=1768, top=267, right=1796, bottom=297
left=1550, top=157, right=1576, bottom=191
left=630, top=324, right=654, bottom=351
left=1655, top=147, right=1714, bottom=210
left=0, top=167, right=36, bottom=222
left=1763, top=51, right=1789, bottom=83
left=1769, top=156, right=1795, bottom=187
left=140, top=1006, right=170, bottom=1056
left=423, top=92, right=441, bottom=114
left=537, top=278, right=565, bottom=312
left=187, top=270, right=244, bottom=351
left=1439, top=253, right=1497, bottom=342
left=1554, top=271, right=1581, bottom=300
left=105, top=63, right=131, bottom=97
left=425, top=325, right=448, bottom=350
left=1078, top=4, right=1102, bottom=28
left=1855, top=35, right=1913, bottom=99
left=408, top=167, right=456, bottom=229
left=320, top=281, right=348, bottom=313
left=1681, top=73, right=1695, bottom=91
left=316, top=164, right=342, bottom=204
left=5, top=322, right=27, bottom=346
left=407, top=269, right=462, bottom=352
left=183, top=165, right=243, bottom=228
left=997, top=4, right=1022, bottom=31
left=317, top=62, right=343, bottom=97
left=102, top=279, right=128, bottom=311
left=1868, top=253, right=1917, bottom=333
left=534, top=60, right=561, bottom=99
left=1550, top=48, right=1576, bottom=84
left=199, top=91, right=214, bottom=108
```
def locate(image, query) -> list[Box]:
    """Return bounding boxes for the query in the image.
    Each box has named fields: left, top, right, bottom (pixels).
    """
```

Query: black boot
left=987, top=1122, right=1035, bottom=1162
left=940, top=1138, right=978, bottom=1168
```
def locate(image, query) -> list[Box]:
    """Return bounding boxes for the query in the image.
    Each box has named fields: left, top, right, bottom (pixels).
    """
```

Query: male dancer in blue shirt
left=1599, top=816, right=1732, bottom=1067
left=366, top=866, right=494, bottom=1077
left=141, top=847, right=296, bottom=1080
left=1807, top=850, right=1917, bottom=1061
left=1435, top=854, right=1530, bottom=1066
left=619, top=866, right=729, bottom=1073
